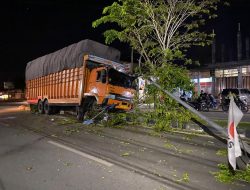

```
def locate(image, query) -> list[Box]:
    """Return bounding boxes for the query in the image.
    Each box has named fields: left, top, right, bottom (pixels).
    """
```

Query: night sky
left=0, top=0, right=250, bottom=89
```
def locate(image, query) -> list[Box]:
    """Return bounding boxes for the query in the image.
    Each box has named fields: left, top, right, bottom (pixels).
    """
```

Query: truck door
left=88, top=68, right=107, bottom=104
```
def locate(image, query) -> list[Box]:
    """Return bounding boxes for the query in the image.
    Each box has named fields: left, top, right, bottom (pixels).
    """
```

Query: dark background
left=0, top=0, right=249, bottom=89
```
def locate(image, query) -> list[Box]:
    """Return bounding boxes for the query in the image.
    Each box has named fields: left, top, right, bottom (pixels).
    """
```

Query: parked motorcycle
left=237, top=99, right=248, bottom=113
left=208, top=94, right=218, bottom=110
left=180, top=95, right=209, bottom=112
left=221, top=97, right=248, bottom=113
left=198, top=99, right=210, bottom=112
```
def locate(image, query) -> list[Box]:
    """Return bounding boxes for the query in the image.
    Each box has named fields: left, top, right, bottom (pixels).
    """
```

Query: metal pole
left=149, top=79, right=227, bottom=137
left=237, top=23, right=243, bottom=88
left=197, top=72, right=201, bottom=95
left=150, top=79, right=250, bottom=157
left=211, top=30, right=216, bottom=96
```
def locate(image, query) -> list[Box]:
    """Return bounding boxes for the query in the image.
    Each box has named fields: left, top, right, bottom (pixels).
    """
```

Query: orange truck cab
left=86, top=66, right=134, bottom=109
left=25, top=40, right=136, bottom=120
left=76, top=55, right=136, bottom=120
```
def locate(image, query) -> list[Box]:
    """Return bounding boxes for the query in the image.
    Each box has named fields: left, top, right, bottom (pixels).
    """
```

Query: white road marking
left=48, top=140, right=113, bottom=167
left=0, top=116, right=16, bottom=120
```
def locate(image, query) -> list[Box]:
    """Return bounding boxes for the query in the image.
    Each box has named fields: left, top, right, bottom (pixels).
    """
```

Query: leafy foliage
left=144, top=79, right=194, bottom=131
left=212, top=164, right=250, bottom=184
left=153, top=63, right=193, bottom=91
left=103, top=112, right=127, bottom=128
left=93, top=0, right=226, bottom=71
left=93, top=0, right=226, bottom=131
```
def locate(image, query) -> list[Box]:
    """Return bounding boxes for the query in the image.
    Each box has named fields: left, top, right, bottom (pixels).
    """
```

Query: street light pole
left=211, top=29, right=216, bottom=95
left=237, top=23, right=243, bottom=88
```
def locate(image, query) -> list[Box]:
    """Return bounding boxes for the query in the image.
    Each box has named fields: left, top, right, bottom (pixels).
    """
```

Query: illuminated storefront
left=215, top=65, right=250, bottom=94
left=190, top=65, right=250, bottom=96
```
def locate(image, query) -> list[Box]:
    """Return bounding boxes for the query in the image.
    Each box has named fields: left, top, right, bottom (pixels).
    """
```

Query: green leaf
left=121, top=152, right=130, bottom=157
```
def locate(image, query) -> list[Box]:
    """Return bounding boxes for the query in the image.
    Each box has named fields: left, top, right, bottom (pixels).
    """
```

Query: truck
left=25, top=39, right=136, bottom=120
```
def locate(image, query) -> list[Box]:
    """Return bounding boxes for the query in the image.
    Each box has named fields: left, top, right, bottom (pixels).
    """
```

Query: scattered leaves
left=120, top=141, right=130, bottom=145
left=63, top=127, right=80, bottom=135
left=63, top=162, right=73, bottom=167
left=26, top=166, right=33, bottom=171
left=208, top=141, right=214, bottom=144
left=176, top=172, right=190, bottom=183
left=164, top=140, right=178, bottom=151
left=57, top=117, right=79, bottom=125
left=121, top=152, right=130, bottom=157
left=182, top=135, right=192, bottom=141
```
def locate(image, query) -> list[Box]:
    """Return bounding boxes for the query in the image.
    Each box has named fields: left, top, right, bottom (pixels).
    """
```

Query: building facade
left=190, top=60, right=250, bottom=96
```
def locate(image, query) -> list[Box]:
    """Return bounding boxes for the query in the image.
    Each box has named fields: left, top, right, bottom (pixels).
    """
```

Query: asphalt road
left=0, top=103, right=249, bottom=190
left=0, top=114, right=168, bottom=190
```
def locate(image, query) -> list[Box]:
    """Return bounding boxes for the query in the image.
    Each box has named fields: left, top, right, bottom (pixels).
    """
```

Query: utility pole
left=211, top=29, right=216, bottom=95
left=221, top=44, right=225, bottom=91
left=237, top=23, right=243, bottom=88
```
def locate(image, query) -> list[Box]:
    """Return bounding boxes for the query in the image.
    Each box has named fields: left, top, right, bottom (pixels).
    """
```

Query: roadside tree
left=93, top=0, right=227, bottom=130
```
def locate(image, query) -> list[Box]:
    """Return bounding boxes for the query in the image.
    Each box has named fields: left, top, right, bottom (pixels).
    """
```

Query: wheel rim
left=44, top=100, right=51, bottom=114
left=38, top=101, right=44, bottom=114
left=44, top=101, right=48, bottom=113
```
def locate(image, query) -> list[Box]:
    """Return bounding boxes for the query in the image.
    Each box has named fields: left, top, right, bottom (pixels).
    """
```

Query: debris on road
left=25, top=166, right=33, bottom=171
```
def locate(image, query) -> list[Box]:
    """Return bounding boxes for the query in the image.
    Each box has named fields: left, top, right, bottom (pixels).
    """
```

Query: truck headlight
left=122, top=91, right=133, bottom=98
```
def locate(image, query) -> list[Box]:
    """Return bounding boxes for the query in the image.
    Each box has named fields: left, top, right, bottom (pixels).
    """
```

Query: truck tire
left=76, top=106, right=84, bottom=121
left=38, top=100, right=44, bottom=114
left=44, top=99, right=52, bottom=115
left=84, top=100, right=102, bottom=120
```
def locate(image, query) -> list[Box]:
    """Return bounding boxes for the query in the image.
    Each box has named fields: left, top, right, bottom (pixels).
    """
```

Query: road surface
left=0, top=103, right=249, bottom=190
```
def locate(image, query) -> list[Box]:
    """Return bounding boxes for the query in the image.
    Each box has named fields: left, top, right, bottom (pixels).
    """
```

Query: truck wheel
left=38, top=100, right=44, bottom=114
left=44, top=100, right=52, bottom=115
left=84, top=100, right=102, bottom=120
left=76, top=106, right=84, bottom=121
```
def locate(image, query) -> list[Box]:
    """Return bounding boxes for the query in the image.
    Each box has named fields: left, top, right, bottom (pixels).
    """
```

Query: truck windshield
left=108, top=68, right=136, bottom=89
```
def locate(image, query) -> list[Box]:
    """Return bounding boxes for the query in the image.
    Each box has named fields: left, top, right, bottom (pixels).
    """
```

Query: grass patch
left=214, top=120, right=250, bottom=129
left=216, top=149, right=227, bottom=157
left=211, top=164, right=250, bottom=184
